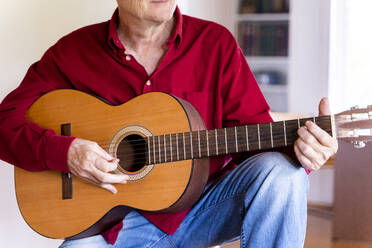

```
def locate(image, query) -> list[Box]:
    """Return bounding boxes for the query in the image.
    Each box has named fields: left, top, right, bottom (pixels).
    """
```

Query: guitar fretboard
left=145, top=116, right=333, bottom=165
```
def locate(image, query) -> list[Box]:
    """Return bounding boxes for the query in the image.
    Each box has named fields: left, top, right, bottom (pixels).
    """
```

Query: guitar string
left=92, top=118, right=334, bottom=164
left=110, top=127, right=324, bottom=154
left=113, top=126, right=331, bottom=164
left=65, top=116, right=332, bottom=149
left=113, top=134, right=305, bottom=163
left=113, top=131, right=301, bottom=150
left=104, top=124, right=331, bottom=153
left=65, top=118, right=332, bottom=162
left=60, top=116, right=336, bottom=149
left=117, top=128, right=334, bottom=165
left=90, top=119, right=333, bottom=149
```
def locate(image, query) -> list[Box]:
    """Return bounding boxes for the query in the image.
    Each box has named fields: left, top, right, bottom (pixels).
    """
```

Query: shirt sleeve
left=0, top=46, right=75, bottom=172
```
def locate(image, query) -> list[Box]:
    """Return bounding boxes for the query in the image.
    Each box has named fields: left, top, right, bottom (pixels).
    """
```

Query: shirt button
left=125, top=55, right=131, bottom=61
left=146, top=80, right=151, bottom=86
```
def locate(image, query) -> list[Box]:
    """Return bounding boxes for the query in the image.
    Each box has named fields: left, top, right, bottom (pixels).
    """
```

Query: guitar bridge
left=61, top=123, right=73, bottom=200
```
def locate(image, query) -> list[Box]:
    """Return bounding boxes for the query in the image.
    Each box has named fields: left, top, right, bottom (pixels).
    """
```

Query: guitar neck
left=146, top=115, right=334, bottom=165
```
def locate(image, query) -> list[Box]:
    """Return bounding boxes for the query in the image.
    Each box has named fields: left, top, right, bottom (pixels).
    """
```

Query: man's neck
left=117, top=12, right=175, bottom=51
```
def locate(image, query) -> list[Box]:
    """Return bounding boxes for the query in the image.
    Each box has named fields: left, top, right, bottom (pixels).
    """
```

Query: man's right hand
left=67, top=138, right=129, bottom=194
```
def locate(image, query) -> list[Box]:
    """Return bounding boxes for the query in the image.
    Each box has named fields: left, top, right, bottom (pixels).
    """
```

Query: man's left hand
left=294, top=98, right=338, bottom=171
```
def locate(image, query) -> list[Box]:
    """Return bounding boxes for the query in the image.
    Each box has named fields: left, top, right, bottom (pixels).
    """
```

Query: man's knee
left=244, top=152, right=309, bottom=196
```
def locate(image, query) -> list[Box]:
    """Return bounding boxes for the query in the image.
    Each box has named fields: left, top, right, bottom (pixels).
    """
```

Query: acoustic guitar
left=14, top=90, right=372, bottom=239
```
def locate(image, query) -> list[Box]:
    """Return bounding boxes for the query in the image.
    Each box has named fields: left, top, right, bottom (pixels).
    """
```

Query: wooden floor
left=216, top=211, right=372, bottom=248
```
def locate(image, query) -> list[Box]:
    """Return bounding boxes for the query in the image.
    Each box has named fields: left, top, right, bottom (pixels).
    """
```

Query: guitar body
left=14, top=90, right=209, bottom=239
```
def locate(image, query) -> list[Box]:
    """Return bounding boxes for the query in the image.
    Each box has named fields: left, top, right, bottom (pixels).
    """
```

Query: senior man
left=0, top=0, right=338, bottom=247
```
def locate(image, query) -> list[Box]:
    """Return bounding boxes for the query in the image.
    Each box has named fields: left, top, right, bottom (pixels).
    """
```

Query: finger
left=82, top=176, right=118, bottom=194
left=91, top=164, right=129, bottom=184
left=70, top=155, right=126, bottom=183
left=319, top=97, right=331, bottom=116
left=94, top=156, right=118, bottom=172
left=99, top=183, right=118, bottom=194
left=93, top=143, right=116, bottom=161
left=297, top=126, right=330, bottom=157
left=296, top=138, right=322, bottom=166
left=297, top=126, right=320, bottom=147
left=294, top=142, right=313, bottom=170
left=305, top=121, right=335, bottom=148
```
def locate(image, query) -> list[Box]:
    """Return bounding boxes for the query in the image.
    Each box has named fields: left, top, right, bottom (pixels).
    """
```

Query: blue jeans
left=60, top=152, right=308, bottom=248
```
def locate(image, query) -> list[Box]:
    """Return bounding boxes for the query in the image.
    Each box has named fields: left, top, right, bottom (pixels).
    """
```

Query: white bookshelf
left=237, top=13, right=289, bottom=22
left=234, top=0, right=290, bottom=112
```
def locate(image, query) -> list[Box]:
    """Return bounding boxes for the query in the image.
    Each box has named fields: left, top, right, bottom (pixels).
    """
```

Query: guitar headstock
left=335, top=105, right=372, bottom=148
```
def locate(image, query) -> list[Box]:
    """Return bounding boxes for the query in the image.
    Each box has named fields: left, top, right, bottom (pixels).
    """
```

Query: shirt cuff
left=44, top=134, right=76, bottom=173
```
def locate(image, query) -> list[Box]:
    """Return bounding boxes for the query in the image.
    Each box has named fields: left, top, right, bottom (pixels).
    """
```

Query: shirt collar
left=107, top=6, right=183, bottom=50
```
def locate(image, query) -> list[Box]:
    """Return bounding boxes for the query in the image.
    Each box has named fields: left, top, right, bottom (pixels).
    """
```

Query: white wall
left=0, top=1, right=233, bottom=247
left=184, top=0, right=235, bottom=32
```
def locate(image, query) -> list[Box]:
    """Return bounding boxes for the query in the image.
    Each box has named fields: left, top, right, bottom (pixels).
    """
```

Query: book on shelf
left=238, top=22, right=288, bottom=57
left=239, top=0, right=289, bottom=14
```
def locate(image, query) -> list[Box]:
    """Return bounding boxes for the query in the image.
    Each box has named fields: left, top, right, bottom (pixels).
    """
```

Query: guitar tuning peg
left=353, top=141, right=366, bottom=149
left=351, top=105, right=360, bottom=110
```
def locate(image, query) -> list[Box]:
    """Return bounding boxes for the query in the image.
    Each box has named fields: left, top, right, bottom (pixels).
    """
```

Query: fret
left=225, top=127, right=236, bottom=154
left=297, top=119, right=300, bottom=129
left=190, top=132, right=194, bottom=159
left=247, top=125, right=259, bottom=150
left=317, top=116, right=333, bottom=136
left=158, top=136, right=161, bottom=163
left=170, top=134, right=173, bottom=162
left=183, top=132, right=186, bottom=160
left=300, top=117, right=312, bottom=127
left=285, top=119, right=300, bottom=145
left=208, top=129, right=217, bottom=157
left=147, top=137, right=151, bottom=164
left=236, top=126, right=247, bottom=152
left=235, top=127, right=238, bottom=152
left=283, top=121, right=287, bottom=146
left=245, top=125, right=249, bottom=151
left=257, top=124, right=261, bottom=150
left=270, top=122, right=273, bottom=148
left=206, top=130, right=210, bottom=157
left=215, top=129, right=219, bottom=155
left=258, top=123, right=272, bottom=150
left=201, top=130, right=208, bottom=157
left=313, top=117, right=316, bottom=124
left=176, top=133, right=179, bottom=161
left=153, top=136, right=156, bottom=164
left=271, top=122, right=285, bottom=148
left=216, top=128, right=225, bottom=155
left=164, top=135, right=167, bottom=162
left=224, top=128, right=228, bottom=153
left=198, top=130, right=201, bottom=158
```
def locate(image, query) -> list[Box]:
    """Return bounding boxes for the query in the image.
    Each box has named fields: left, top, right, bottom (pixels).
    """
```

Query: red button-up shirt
left=0, top=7, right=276, bottom=244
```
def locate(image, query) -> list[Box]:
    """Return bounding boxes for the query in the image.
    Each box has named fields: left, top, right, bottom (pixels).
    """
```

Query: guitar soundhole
left=117, top=134, right=146, bottom=173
